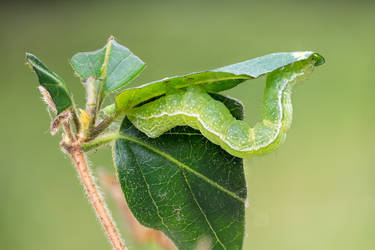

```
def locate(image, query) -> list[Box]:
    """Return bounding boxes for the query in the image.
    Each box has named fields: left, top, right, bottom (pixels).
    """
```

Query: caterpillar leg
left=127, top=58, right=315, bottom=158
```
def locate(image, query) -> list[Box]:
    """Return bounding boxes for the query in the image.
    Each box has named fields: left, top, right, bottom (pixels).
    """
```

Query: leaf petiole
left=82, top=133, right=119, bottom=151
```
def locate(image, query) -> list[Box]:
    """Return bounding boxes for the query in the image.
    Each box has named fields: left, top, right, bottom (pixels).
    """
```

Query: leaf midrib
left=117, top=134, right=245, bottom=203
left=121, top=133, right=234, bottom=249
left=180, top=169, right=226, bottom=249
left=28, top=60, right=63, bottom=87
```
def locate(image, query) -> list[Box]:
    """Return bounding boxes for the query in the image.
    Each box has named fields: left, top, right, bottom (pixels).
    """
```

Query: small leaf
left=114, top=94, right=247, bottom=250
left=71, top=37, right=146, bottom=95
left=26, top=53, right=73, bottom=114
left=50, top=110, right=71, bottom=135
left=79, top=109, right=91, bottom=137
left=115, top=51, right=324, bottom=112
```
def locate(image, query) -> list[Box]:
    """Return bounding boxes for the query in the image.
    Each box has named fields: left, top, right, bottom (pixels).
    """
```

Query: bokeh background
left=1, top=0, right=374, bottom=249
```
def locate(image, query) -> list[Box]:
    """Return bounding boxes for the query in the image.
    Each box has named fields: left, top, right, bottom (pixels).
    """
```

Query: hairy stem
left=71, top=109, right=81, bottom=133
left=66, top=142, right=126, bottom=250
left=87, top=113, right=119, bottom=141
left=85, top=77, right=99, bottom=130
left=62, top=122, right=76, bottom=142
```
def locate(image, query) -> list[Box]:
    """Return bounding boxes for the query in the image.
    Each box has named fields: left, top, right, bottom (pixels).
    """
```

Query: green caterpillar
left=127, top=58, right=315, bottom=158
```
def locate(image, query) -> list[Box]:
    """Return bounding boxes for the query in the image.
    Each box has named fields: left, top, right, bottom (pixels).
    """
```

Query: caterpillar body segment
left=127, top=58, right=315, bottom=158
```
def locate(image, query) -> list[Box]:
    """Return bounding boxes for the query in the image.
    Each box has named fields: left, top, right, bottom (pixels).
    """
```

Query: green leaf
left=70, top=37, right=146, bottom=95
left=26, top=53, right=72, bottom=114
left=115, top=51, right=324, bottom=112
left=114, top=94, right=247, bottom=250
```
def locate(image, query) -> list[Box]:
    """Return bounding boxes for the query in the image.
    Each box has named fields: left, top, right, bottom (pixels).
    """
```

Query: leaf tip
left=312, top=53, right=325, bottom=66
left=25, top=52, right=32, bottom=60
left=108, top=35, right=115, bottom=42
left=25, top=52, right=35, bottom=66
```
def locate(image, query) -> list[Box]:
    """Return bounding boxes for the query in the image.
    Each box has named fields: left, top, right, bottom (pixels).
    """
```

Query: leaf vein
left=106, top=53, right=132, bottom=79
left=118, top=134, right=245, bottom=203
left=85, top=53, right=97, bottom=77
left=127, top=146, right=172, bottom=233
left=180, top=169, right=226, bottom=249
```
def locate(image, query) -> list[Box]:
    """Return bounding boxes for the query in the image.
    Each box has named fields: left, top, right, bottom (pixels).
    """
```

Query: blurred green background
left=1, top=0, right=374, bottom=249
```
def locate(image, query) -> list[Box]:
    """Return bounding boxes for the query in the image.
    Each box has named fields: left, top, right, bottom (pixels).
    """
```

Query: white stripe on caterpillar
left=127, top=58, right=315, bottom=158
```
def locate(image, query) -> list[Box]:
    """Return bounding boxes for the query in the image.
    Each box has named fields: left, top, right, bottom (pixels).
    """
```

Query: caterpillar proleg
left=127, top=58, right=315, bottom=158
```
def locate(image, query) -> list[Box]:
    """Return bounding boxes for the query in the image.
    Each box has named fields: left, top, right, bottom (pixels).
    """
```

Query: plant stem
left=87, top=113, right=119, bottom=140
left=63, top=122, right=76, bottom=142
left=66, top=142, right=126, bottom=250
left=82, top=133, right=119, bottom=152
left=85, top=77, right=99, bottom=131
left=71, top=109, right=81, bottom=133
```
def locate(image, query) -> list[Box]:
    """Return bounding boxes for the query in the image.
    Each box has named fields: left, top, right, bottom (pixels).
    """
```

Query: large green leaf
left=70, top=37, right=146, bottom=95
left=115, top=51, right=324, bottom=112
left=114, top=94, right=247, bottom=250
left=26, top=53, right=72, bottom=114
